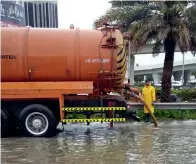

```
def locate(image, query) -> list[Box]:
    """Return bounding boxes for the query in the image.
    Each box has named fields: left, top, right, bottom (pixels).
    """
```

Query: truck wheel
left=1, top=108, right=10, bottom=138
left=18, top=104, right=57, bottom=137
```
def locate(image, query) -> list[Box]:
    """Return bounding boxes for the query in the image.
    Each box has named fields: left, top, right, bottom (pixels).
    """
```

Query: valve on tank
left=70, top=24, right=74, bottom=29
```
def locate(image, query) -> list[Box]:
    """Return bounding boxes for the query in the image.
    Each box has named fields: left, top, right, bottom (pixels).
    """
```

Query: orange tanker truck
left=1, top=26, right=137, bottom=138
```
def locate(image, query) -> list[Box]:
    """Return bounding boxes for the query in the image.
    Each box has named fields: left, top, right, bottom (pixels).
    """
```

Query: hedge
left=176, top=88, right=196, bottom=101
left=129, top=85, right=196, bottom=102
left=154, top=88, right=196, bottom=102
left=137, top=109, right=196, bottom=120
left=136, top=87, right=196, bottom=120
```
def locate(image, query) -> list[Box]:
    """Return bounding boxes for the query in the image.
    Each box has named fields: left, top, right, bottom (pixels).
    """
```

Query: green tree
left=94, top=1, right=196, bottom=102
left=192, top=72, right=196, bottom=76
left=135, top=75, right=144, bottom=83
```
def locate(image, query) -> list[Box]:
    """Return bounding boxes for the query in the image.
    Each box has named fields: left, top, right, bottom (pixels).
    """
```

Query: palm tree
left=94, top=0, right=196, bottom=102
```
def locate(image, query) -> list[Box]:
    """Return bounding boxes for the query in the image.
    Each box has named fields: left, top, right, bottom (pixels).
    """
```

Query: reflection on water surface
left=2, top=121, right=196, bottom=164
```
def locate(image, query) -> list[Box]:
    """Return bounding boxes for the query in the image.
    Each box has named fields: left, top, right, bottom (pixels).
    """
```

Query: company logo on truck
left=1, top=54, right=16, bottom=59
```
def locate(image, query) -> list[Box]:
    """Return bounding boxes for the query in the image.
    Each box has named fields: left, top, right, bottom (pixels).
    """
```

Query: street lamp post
left=182, top=53, right=185, bottom=85
left=127, top=40, right=135, bottom=85
left=128, top=40, right=131, bottom=81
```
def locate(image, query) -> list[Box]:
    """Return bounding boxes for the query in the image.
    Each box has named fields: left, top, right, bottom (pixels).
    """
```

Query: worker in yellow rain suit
left=142, top=79, right=156, bottom=123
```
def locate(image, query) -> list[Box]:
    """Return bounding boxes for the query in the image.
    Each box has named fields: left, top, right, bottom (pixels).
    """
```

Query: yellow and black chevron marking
left=115, top=39, right=127, bottom=88
left=62, top=107, right=126, bottom=111
left=63, top=118, right=126, bottom=123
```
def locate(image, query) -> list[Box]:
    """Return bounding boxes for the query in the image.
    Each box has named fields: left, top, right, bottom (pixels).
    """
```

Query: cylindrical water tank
left=1, top=27, right=127, bottom=90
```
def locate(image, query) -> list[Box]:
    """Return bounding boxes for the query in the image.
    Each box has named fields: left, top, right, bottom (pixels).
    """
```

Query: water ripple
left=1, top=121, right=196, bottom=164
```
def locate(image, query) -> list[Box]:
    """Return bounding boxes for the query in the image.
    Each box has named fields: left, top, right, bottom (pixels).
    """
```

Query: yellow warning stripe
left=115, top=39, right=127, bottom=88
left=62, top=107, right=126, bottom=111
left=63, top=118, right=126, bottom=123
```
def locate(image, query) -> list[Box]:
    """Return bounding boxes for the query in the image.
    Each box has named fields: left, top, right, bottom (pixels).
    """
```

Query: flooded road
left=2, top=121, right=196, bottom=164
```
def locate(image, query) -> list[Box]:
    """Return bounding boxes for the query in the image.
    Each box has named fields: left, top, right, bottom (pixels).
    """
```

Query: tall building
left=0, top=0, right=26, bottom=27
left=24, top=0, right=58, bottom=28
left=0, top=0, right=58, bottom=28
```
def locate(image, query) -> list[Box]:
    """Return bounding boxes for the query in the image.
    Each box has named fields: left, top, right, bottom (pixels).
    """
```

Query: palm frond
left=174, top=20, right=191, bottom=53
left=190, top=37, right=196, bottom=56
left=94, top=0, right=195, bottom=57
left=156, top=25, right=171, bottom=42
left=151, top=26, right=171, bottom=56
left=152, top=41, right=162, bottom=57
left=128, top=13, right=165, bottom=52
left=110, top=0, right=149, bottom=8
left=186, top=3, right=196, bottom=33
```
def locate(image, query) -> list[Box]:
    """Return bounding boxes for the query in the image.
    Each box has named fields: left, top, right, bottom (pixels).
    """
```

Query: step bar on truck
left=62, top=107, right=126, bottom=111
left=63, top=118, right=126, bottom=123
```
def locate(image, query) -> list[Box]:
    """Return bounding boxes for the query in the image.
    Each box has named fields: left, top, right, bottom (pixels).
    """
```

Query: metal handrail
left=128, top=102, right=196, bottom=110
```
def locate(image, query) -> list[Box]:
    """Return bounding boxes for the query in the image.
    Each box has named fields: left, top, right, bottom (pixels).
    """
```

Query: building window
left=23, top=1, right=58, bottom=28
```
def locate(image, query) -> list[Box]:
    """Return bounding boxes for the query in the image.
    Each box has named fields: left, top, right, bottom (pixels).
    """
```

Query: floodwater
left=2, top=121, right=196, bottom=164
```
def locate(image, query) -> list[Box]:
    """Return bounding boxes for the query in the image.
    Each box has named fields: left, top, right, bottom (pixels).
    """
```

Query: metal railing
left=128, top=102, right=196, bottom=110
